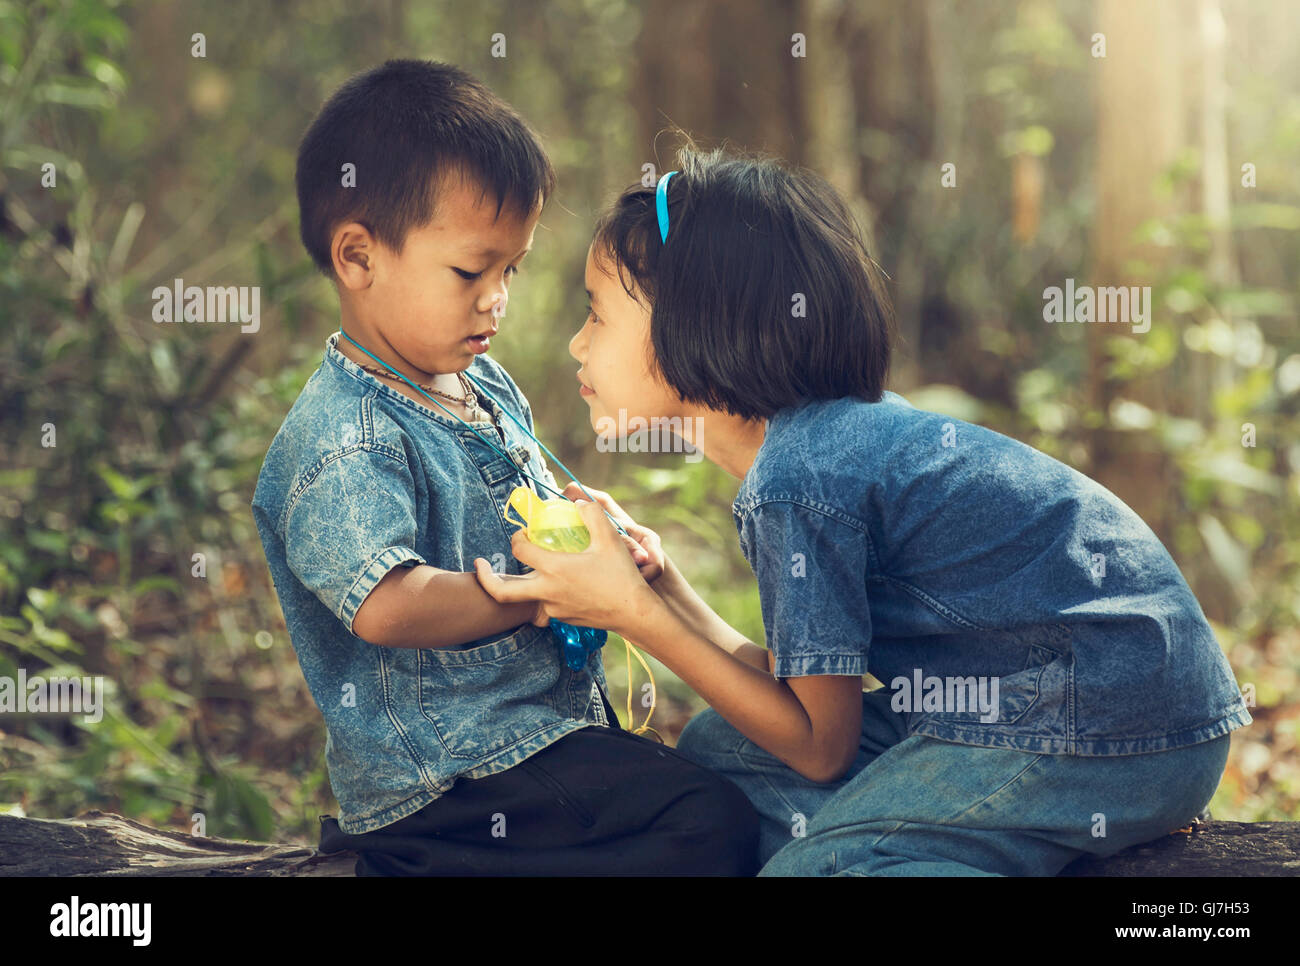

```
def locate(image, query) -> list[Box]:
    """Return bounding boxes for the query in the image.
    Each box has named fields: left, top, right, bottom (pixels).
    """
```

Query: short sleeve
left=742, top=501, right=872, bottom=679
left=283, top=448, right=427, bottom=634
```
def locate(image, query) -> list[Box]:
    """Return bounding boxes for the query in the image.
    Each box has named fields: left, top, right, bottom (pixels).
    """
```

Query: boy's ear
left=333, top=222, right=375, bottom=290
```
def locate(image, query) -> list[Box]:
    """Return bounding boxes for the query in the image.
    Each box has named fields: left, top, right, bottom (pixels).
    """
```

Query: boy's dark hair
left=296, top=59, right=557, bottom=278
left=592, top=144, right=894, bottom=420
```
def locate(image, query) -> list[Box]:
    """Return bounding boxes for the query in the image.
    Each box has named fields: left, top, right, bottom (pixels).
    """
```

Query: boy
left=251, top=60, right=758, bottom=875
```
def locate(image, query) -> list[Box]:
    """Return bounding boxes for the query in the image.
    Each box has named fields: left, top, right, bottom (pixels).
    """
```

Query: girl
left=473, top=146, right=1252, bottom=877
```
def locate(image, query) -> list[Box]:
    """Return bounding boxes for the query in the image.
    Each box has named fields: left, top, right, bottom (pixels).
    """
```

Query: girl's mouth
left=467, top=335, right=491, bottom=353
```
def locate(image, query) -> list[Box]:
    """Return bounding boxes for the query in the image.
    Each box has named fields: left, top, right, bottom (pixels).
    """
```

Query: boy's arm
left=278, top=441, right=538, bottom=649
left=353, top=564, right=538, bottom=649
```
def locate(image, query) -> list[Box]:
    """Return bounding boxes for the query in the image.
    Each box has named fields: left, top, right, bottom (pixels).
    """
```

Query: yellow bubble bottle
left=502, top=485, right=661, bottom=741
left=505, top=486, right=592, bottom=553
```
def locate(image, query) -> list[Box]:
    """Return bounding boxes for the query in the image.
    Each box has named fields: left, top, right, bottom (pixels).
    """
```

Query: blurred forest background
left=1, top=0, right=1297, bottom=845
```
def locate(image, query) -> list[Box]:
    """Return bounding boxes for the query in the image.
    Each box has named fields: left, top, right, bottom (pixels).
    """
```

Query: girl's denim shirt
left=733, top=391, right=1252, bottom=756
left=252, top=334, right=612, bottom=834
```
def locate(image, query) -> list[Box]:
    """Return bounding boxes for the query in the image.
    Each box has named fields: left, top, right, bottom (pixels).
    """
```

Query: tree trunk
left=0, top=810, right=355, bottom=877
left=1089, top=0, right=1190, bottom=537
left=2, top=810, right=1296, bottom=876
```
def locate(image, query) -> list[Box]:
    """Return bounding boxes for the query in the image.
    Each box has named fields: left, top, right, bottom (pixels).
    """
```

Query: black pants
left=317, top=689, right=761, bottom=876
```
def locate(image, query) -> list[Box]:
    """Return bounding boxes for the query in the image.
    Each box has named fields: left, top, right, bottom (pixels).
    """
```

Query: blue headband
left=656, top=170, right=677, bottom=243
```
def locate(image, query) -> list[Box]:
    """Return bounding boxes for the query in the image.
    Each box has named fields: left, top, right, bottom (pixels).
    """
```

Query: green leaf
left=905, top=384, right=985, bottom=423
left=130, top=575, right=182, bottom=597
left=34, top=79, right=115, bottom=109
left=1190, top=454, right=1283, bottom=496
left=1196, top=513, right=1251, bottom=595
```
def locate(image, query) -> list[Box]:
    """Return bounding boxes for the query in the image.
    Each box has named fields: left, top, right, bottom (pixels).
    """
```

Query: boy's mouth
left=466, top=329, right=494, bottom=353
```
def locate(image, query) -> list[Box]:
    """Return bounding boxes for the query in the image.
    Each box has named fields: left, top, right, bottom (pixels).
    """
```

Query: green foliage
left=2, top=0, right=1297, bottom=841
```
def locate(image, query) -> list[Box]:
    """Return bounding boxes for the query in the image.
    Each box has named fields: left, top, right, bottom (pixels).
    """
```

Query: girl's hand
left=562, top=482, right=666, bottom=584
left=472, top=499, right=661, bottom=636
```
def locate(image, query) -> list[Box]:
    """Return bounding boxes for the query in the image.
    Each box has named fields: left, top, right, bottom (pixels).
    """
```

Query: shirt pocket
left=459, top=430, right=519, bottom=487
left=931, top=630, right=1067, bottom=727
left=418, top=624, right=571, bottom=761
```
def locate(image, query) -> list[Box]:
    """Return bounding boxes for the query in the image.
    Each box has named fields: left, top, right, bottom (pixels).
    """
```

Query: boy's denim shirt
left=733, top=391, right=1252, bottom=756
left=252, top=333, right=613, bottom=834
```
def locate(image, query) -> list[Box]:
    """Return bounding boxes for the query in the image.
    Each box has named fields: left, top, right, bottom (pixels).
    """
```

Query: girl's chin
left=587, top=410, right=621, bottom=443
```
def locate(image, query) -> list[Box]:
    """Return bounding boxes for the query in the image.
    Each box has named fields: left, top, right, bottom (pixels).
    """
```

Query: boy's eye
left=585, top=306, right=600, bottom=324
left=453, top=265, right=520, bottom=282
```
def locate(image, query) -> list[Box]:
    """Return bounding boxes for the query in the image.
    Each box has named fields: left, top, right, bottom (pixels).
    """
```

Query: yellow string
left=498, top=496, right=660, bottom=740
left=621, top=637, right=662, bottom=742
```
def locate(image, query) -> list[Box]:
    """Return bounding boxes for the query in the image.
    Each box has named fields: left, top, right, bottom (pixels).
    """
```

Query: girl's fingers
left=564, top=481, right=630, bottom=524
left=620, top=533, right=645, bottom=560
left=575, top=499, right=625, bottom=550
left=472, top=557, right=544, bottom=603
left=508, top=527, right=550, bottom=568
left=638, top=527, right=662, bottom=557
left=638, top=560, right=665, bottom=583
left=472, top=557, right=505, bottom=600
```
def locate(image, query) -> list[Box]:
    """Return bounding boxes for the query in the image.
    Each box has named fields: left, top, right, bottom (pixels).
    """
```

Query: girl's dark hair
left=296, top=59, right=556, bottom=278
left=592, top=145, right=894, bottom=420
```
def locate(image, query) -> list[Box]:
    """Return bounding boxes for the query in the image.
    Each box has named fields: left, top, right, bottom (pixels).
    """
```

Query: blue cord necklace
left=336, top=329, right=632, bottom=678
left=337, top=328, right=625, bottom=537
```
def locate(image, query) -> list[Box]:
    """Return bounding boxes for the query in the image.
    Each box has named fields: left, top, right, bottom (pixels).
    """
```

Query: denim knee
left=1159, top=733, right=1232, bottom=827
left=758, top=820, right=902, bottom=877
left=674, top=707, right=742, bottom=766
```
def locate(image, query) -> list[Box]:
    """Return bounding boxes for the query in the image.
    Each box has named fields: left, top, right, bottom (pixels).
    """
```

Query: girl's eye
left=585, top=306, right=600, bottom=324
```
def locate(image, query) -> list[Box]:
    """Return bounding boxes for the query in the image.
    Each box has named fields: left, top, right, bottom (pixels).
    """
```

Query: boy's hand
left=563, top=482, right=665, bottom=584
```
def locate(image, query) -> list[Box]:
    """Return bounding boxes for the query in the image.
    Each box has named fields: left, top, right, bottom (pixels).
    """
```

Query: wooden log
left=1, top=810, right=1296, bottom=875
left=0, top=810, right=356, bottom=877
left=1059, top=818, right=1300, bottom=876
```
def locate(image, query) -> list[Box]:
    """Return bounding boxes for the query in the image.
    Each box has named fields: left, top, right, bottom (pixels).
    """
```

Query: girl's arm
left=557, top=482, right=770, bottom=673
left=353, top=487, right=657, bottom=649
left=474, top=500, right=864, bottom=783
left=622, top=588, right=864, bottom=783
left=643, top=556, right=771, bottom=673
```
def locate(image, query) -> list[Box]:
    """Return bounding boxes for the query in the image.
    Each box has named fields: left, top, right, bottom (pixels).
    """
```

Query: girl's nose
left=568, top=322, right=587, bottom=361
left=484, top=290, right=507, bottom=319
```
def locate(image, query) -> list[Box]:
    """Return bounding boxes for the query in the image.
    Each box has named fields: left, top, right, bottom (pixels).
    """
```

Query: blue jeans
left=674, top=688, right=1231, bottom=876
